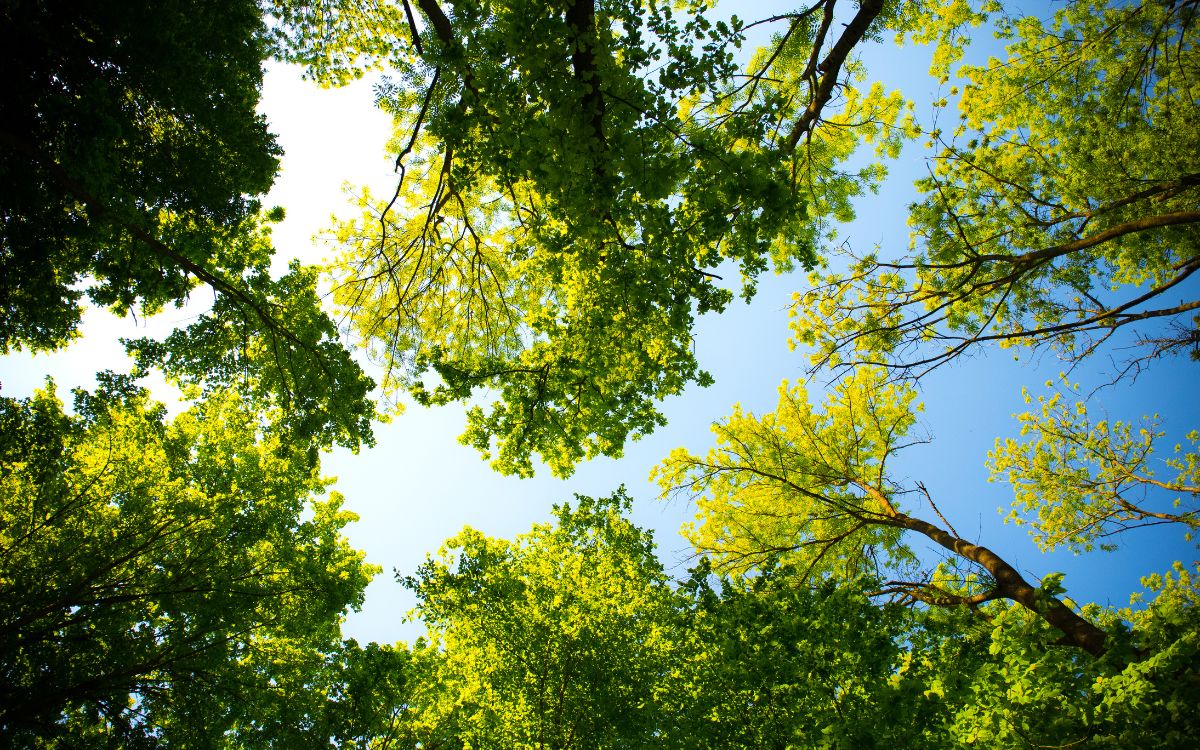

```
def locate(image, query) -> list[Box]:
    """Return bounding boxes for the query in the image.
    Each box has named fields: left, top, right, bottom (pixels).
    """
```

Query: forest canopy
left=2, top=0, right=1197, bottom=747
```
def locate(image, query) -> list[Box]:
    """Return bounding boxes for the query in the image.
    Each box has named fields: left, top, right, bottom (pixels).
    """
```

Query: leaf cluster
left=794, top=0, right=1200, bottom=377
left=0, top=379, right=378, bottom=745
left=327, top=0, right=917, bottom=475
left=989, top=376, right=1200, bottom=553
left=1, top=0, right=379, bottom=451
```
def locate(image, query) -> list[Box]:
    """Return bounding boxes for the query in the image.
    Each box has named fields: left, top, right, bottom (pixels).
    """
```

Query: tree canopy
left=792, top=0, right=1200, bottom=378
left=0, top=377, right=378, bottom=744
left=1, top=4, right=390, bottom=741
left=316, top=0, right=923, bottom=475
left=1, top=0, right=377, bottom=452
left=336, top=492, right=1200, bottom=748
left=400, top=490, right=676, bottom=748
left=3, top=0, right=1198, bottom=746
left=0, top=0, right=276, bottom=351
left=655, top=368, right=1113, bottom=655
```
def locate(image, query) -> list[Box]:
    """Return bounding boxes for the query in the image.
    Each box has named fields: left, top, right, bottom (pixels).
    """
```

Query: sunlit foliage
left=0, top=377, right=377, bottom=744
left=990, top=377, right=1200, bottom=553
left=793, top=0, right=1200, bottom=377
left=318, top=0, right=923, bottom=476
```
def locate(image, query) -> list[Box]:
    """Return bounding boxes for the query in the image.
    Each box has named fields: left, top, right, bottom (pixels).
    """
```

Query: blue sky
left=3, top=3, right=1196, bottom=647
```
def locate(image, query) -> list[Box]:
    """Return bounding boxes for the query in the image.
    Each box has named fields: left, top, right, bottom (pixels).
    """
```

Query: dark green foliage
left=667, top=564, right=935, bottom=749
left=125, top=259, right=378, bottom=454
left=0, top=0, right=277, bottom=351
left=0, top=0, right=377, bottom=451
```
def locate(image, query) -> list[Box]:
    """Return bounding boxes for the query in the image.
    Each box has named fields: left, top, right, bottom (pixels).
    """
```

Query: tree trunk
left=895, top=512, right=1108, bottom=657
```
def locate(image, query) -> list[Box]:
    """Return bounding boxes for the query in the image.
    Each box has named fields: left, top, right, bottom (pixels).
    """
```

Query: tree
left=1, top=0, right=273, bottom=350
left=0, top=377, right=377, bottom=745
left=988, top=377, right=1200, bottom=553
left=654, top=368, right=1110, bottom=656
left=316, top=0, right=925, bottom=476
left=899, top=563, right=1200, bottom=748
left=396, top=492, right=943, bottom=749
left=400, top=490, right=677, bottom=749
left=1, top=0, right=377, bottom=451
left=664, top=563, right=939, bottom=749
left=792, top=0, right=1200, bottom=379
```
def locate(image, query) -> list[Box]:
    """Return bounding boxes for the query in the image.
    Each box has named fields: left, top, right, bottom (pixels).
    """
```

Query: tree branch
left=784, top=0, right=885, bottom=150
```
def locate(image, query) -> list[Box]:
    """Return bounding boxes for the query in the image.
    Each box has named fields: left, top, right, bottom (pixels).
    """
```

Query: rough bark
left=894, top=512, right=1108, bottom=657
left=784, top=0, right=885, bottom=149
